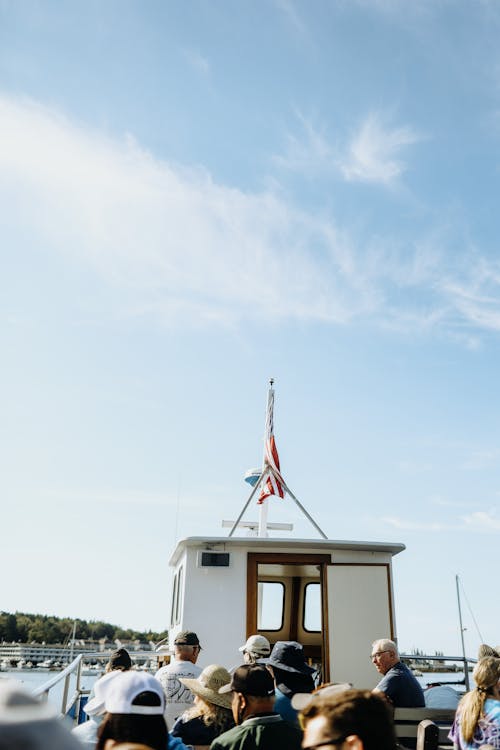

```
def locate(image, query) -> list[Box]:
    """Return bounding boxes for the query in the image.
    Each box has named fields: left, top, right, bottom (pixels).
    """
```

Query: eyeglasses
left=303, top=738, right=347, bottom=750
left=370, top=650, right=390, bottom=660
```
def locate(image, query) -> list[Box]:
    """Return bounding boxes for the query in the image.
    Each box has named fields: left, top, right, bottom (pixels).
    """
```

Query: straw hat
left=180, top=665, right=233, bottom=710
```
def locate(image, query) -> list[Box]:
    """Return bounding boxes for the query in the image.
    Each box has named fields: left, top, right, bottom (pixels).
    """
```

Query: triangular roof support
left=228, top=463, right=328, bottom=540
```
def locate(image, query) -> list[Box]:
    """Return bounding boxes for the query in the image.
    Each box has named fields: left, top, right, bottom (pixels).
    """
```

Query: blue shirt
left=375, top=661, right=425, bottom=707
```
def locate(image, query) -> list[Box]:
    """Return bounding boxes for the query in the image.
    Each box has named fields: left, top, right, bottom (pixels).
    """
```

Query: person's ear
left=344, top=734, right=364, bottom=750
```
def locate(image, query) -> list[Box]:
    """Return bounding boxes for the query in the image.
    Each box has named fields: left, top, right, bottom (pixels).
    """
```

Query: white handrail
left=33, top=654, right=83, bottom=717
left=31, top=651, right=161, bottom=719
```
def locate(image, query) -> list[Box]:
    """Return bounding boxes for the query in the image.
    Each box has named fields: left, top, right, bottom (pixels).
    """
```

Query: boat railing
left=32, top=653, right=84, bottom=717
left=400, top=653, right=477, bottom=691
left=32, top=650, right=163, bottom=720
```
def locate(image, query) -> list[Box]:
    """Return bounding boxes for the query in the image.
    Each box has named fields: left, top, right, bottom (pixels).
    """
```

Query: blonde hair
left=458, top=657, right=500, bottom=743
left=184, top=697, right=234, bottom=735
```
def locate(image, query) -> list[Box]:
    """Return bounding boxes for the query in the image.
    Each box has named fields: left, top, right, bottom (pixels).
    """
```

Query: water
left=4, top=668, right=470, bottom=709
left=1, top=669, right=99, bottom=709
left=416, top=670, right=471, bottom=692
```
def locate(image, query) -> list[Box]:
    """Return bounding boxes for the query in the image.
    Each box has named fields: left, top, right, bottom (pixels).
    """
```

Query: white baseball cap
left=86, top=671, right=165, bottom=716
left=85, top=670, right=123, bottom=716
left=239, top=635, right=271, bottom=656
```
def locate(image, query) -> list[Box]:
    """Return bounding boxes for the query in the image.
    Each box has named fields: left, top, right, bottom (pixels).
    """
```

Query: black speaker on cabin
left=198, top=551, right=230, bottom=567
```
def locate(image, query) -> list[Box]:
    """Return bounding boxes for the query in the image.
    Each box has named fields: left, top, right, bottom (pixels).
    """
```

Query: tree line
left=0, top=611, right=168, bottom=645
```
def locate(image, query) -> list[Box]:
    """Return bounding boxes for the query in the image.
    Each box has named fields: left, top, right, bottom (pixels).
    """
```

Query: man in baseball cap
left=154, top=630, right=202, bottom=729
left=211, top=664, right=302, bottom=749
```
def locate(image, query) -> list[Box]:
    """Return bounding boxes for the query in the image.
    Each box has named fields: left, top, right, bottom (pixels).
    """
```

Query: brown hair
left=301, top=688, right=397, bottom=750
left=458, top=657, right=500, bottom=743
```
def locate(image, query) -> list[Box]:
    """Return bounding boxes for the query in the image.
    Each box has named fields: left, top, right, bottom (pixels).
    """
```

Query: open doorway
left=246, top=553, right=331, bottom=681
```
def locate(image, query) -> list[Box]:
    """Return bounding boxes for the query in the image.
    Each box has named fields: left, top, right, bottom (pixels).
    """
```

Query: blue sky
left=1, top=0, right=500, bottom=657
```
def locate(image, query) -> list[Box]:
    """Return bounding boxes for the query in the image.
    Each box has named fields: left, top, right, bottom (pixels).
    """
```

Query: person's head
left=219, top=664, right=276, bottom=725
left=106, top=648, right=132, bottom=673
left=478, top=644, right=500, bottom=660
left=370, top=639, right=399, bottom=676
left=267, top=640, right=316, bottom=696
left=458, top=657, right=500, bottom=743
left=473, top=656, right=500, bottom=694
left=173, top=631, right=201, bottom=663
left=300, top=688, right=397, bottom=750
left=180, top=664, right=232, bottom=710
left=0, top=679, right=83, bottom=750
left=239, top=635, right=271, bottom=664
left=95, top=671, right=167, bottom=750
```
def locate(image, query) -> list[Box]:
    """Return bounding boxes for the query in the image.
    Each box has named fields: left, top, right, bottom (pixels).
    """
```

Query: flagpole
left=258, top=380, right=274, bottom=537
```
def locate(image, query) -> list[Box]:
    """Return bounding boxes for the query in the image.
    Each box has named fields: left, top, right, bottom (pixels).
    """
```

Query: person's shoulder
left=155, top=663, right=173, bottom=677
left=485, top=698, right=500, bottom=719
left=210, top=723, right=244, bottom=748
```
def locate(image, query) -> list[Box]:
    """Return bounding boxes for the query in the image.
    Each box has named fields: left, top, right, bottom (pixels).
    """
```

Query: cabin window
left=170, top=572, right=179, bottom=628
left=303, top=582, right=321, bottom=632
left=257, top=581, right=284, bottom=631
left=170, top=566, right=184, bottom=627
left=175, top=566, right=184, bottom=624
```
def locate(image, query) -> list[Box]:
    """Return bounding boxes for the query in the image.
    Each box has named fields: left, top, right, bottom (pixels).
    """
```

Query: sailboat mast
left=456, top=575, right=470, bottom=691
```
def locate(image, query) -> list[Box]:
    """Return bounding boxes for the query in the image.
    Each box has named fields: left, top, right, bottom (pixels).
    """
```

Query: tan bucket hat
left=180, top=664, right=233, bottom=710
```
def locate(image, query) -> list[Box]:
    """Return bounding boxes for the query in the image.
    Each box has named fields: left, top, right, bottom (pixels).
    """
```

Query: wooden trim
left=246, top=552, right=331, bottom=638
left=290, top=577, right=301, bottom=641
left=320, top=563, right=330, bottom=682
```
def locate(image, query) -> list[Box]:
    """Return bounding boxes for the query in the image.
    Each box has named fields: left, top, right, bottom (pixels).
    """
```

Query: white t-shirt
left=155, top=659, right=202, bottom=729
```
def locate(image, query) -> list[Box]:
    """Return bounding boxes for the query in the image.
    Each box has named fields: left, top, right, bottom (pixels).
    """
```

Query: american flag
left=258, top=384, right=285, bottom=504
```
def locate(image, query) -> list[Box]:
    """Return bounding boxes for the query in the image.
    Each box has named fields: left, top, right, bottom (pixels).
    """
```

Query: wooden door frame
left=246, top=552, right=331, bottom=638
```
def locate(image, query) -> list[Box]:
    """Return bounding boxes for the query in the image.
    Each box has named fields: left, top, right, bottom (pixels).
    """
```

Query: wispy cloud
left=383, top=507, right=500, bottom=532
left=274, top=110, right=420, bottom=187
left=182, top=48, right=210, bottom=76
left=340, top=113, right=421, bottom=185
left=461, top=510, right=500, bottom=531
left=462, top=448, right=500, bottom=470
left=0, top=94, right=382, bottom=327
left=1, top=93, right=500, bottom=338
left=273, top=111, right=335, bottom=174
left=274, top=0, right=310, bottom=39
left=431, top=496, right=480, bottom=509
left=382, top=516, right=451, bottom=532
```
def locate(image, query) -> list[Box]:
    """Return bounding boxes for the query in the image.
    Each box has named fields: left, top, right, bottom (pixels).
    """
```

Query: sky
left=1, top=0, right=500, bottom=657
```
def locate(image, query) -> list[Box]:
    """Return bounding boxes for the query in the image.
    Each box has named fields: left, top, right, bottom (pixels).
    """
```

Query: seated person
left=371, top=638, right=425, bottom=707
left=172, top=664, right=235, bottom=745
left=449, top=657, right=500, bottom=750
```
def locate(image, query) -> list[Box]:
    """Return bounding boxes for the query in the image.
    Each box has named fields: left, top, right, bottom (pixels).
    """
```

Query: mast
left=456, top=575, right=470, bottom=691
left=228, top=381, right=327, bottom=539
left=258, top=379, right=274, bottom=537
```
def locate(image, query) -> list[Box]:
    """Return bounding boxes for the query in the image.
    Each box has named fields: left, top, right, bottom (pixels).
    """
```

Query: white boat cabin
left=167, top=535, right=405, bottom=689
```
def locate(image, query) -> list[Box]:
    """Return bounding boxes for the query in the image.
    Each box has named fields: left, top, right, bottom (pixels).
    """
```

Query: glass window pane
left=170, top=572, right=178, bottom=628
left=304, top=582, right=321, bottom=632
left=257, top=581, right=284, bottom=631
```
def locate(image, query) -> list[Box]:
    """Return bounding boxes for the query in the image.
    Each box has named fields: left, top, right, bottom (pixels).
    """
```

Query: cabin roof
left=168, top=536, right=405, bottom=566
